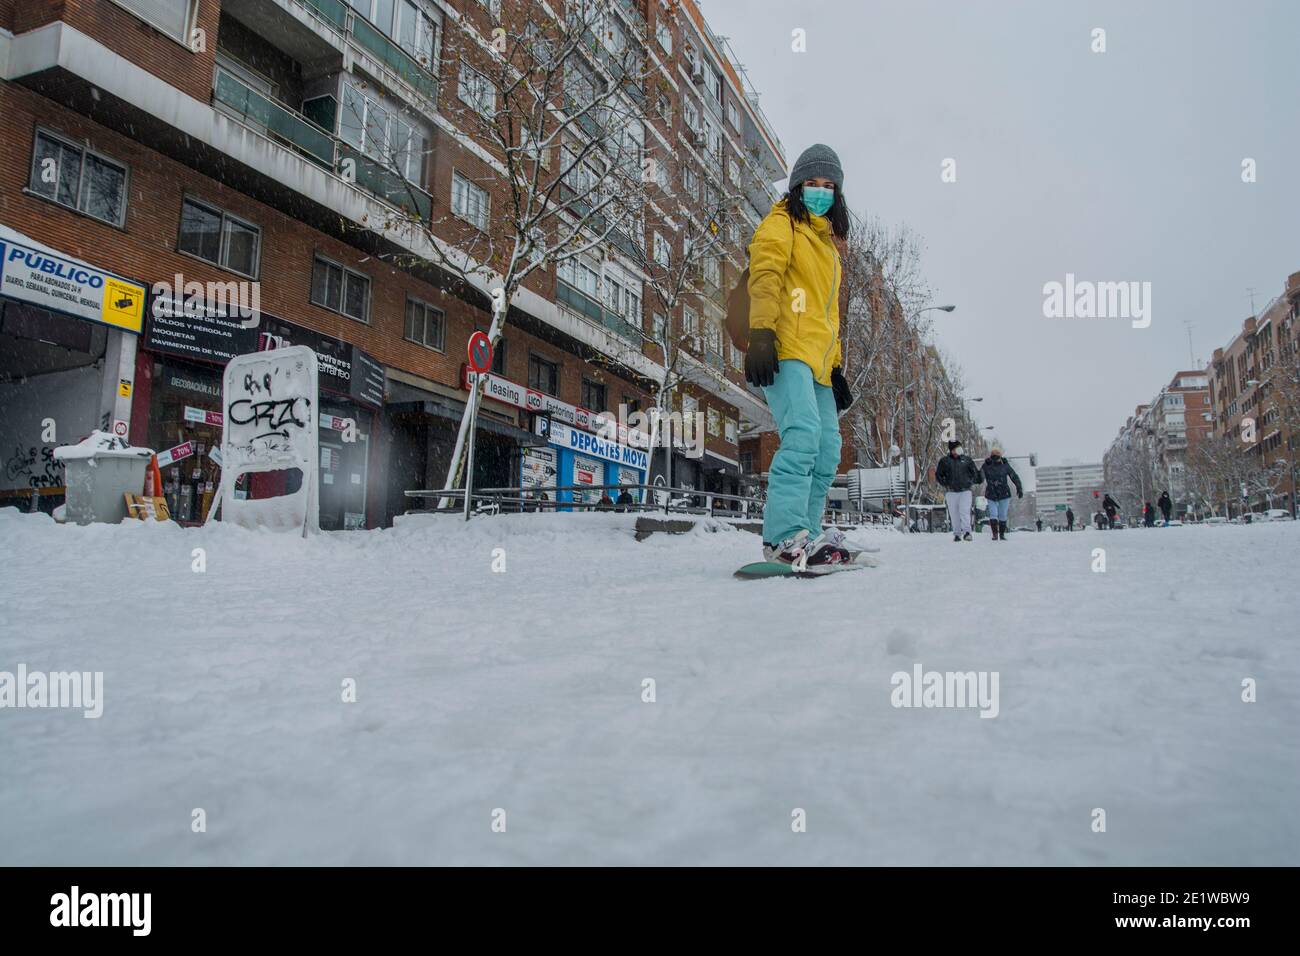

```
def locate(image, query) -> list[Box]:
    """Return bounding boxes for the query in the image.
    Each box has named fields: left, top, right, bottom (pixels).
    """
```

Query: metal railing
left=295, top=0, right=437, bottom=102
left=213, top=69, right=433, bottom=221
left=404, top=481, right=898, bottom=529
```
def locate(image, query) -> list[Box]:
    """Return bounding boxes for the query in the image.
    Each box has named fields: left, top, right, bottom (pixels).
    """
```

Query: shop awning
left=387, top=399, right=546, bottom=446
left=703, top=450, right=740, bottom=476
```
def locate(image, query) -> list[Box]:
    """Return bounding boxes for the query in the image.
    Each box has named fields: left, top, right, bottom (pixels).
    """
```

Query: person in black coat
left=1066, top=507, right=1075, bottom=531
left=978, top=446, right=1023, bottom=540
left=1143, top=501, right=1155, bottom=527
left=935, top=440, right=982, bottom=541
left=1102, top=493, right=1120, bottom=529
left=1158, top=490, right=1172, bottom=526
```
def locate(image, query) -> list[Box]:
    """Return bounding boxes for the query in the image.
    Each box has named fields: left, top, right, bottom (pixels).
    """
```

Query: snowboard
left=734, top=558, right=872, bottom=580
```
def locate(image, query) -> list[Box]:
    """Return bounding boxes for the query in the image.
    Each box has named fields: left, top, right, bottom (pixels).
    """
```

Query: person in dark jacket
left=1066, top=507, right=1075, bottom=531
left=978, top=446, right=1023, bottom=541
left=1143, top=501, right=1155, bottom=527
left=935, top=440, right=982, bottom=541
left=1158, top=490, right=1172, bottom=526
left=1102, top=493, right=1120, bottom=529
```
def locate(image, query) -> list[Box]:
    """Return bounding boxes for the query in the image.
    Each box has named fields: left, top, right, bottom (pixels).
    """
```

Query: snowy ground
left=0, top=507, right=1297, bottom=866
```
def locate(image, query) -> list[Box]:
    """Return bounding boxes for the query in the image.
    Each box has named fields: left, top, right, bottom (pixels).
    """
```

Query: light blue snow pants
left=762, top=359, right=841, bottom=544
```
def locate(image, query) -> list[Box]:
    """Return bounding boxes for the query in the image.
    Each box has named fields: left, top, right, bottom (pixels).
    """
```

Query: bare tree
left=340, top=1, right=657, bottom=503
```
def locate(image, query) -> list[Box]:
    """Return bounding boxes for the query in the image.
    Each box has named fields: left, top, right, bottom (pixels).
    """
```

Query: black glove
left=831, top=368, right=853, bottom=412
left=1017, top=489, right=1024, bottom=499
left=745, top=328, right=778, bottom=388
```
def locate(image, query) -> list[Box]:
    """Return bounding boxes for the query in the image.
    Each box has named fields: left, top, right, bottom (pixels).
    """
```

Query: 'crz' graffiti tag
left=227, top=396, right=311, bottom=443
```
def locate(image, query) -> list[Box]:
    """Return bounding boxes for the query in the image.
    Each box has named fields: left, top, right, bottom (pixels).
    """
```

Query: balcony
left=213, top=69, right=432, bottom=221
left=556, top=279, right=642, bottom=343
left=288, top=0, right=437, bottom=103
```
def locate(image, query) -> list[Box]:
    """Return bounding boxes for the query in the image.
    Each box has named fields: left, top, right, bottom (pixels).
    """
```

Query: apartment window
left=528, top=353, right=559, bottom=396
left=703, top=66, right=721, bottom=106
left=683, top=97, right=699, bottom=134
left=311, top=256, right=370, bottom=322
left=491, top=337, right=507, bottom=374
left=451, top=171, right=490, bottom=230
left=581, top=378, right=607, bottom=412
left=348, top=0, right=439, bottom=68
left=727, top=100, right=741, bottom=131
left=177, top=198, right=260, bottom=278
left=559, top=256, right=600, bottom=300
left=656, top=93, right=673, bottom=127
left=457, top=62, right=496, bottom=115
left=652, top=312, right=666, bottom=342
left=703, top=256, right=721, bottom=289
left=110, top=0, right=196, bottom=43
left=29, top=130, right=128, bottom=227
left=683, top=40, right=699, bottom=73
left=653, top=232, right=671, bottom=267
left=655, top=21, right=672, bottom=54
left=681, top=165, right=699, bottom=200
left=728, top=158, right=740, bottom=185
left=682, top=306, right=698, bottom=338
left=339, top=81, right=428, bottom=182
left=404, top=297, right=445, bottom=350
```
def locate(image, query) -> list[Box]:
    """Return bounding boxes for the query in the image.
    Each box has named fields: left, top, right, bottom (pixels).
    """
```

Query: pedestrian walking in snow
left=936, top=440, right=982, bottom=541
left=978, top=446, right=1023, bottom=541
left=1036, top=517, right=1043, bottom=532
left=745, top=144, right=854, bottom=568
left=1143, top=501, right=1155, bottom=527
left=1102, top=493, right=1120, bottom=529
left=1066, top=507, right=1075, bottom=531
left=1158, top=490, right=1172, bottom=526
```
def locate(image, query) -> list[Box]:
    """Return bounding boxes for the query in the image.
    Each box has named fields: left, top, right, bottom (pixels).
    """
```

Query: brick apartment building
left=1103, top=370, right=1210, bottom=516
left=1207, top=269, right=1300, bottom=513
left=0, top=0, right=785, bottom=527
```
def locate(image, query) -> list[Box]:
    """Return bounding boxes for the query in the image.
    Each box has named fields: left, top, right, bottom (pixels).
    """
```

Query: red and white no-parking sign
left=467, top=331, right=493, bottom=374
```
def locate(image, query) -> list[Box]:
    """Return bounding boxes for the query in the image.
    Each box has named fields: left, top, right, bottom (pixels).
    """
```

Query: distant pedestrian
left=1094, top=511, right=1106, bottom=530
left=1036, top=517, right=1043, bottom=532
left=977, top=446, right=1022, bottom=541
left=1158, top=490, right=1172, bottom=526
left=936, top=440, right=982, bottom=541
left=1102, top=493, right=1120, bottom=529
left=1143, top=501, right=1155, bottom=527
left=1066, top=507, right=1075, bottom=531
left=616, top=488, right=635, bottom=512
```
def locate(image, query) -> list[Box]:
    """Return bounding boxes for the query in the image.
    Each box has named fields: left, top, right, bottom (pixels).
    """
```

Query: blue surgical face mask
left=802, top=185, right=834, bottom=217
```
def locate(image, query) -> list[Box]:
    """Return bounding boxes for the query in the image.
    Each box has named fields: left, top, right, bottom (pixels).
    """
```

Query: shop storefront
left=532, top=418, right=650, bottom=507
left=134, top=294, right=385, bottom=528
left=0, top=225, right=145, bottom=514
left=462, top=369, right=652, bottom=506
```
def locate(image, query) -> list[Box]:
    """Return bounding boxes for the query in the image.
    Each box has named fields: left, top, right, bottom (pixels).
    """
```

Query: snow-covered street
left=1, top=509, right=1296, bottom=865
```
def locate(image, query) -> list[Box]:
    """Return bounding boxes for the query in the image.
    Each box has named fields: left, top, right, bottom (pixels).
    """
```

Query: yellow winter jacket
left=747, top=199, right=842, bottom=386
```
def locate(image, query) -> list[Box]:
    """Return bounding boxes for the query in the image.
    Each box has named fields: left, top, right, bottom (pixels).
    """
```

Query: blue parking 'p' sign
left=468, top=331, right=493, bottom=374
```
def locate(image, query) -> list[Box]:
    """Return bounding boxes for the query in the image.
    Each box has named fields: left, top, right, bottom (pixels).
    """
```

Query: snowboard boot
left=763, top=529, right=811, bottom=566
left=804, top=529, right=855, bottom=569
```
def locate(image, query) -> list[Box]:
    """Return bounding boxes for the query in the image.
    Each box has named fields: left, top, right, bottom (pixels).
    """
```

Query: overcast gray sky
left=707, top=0, right=1300, bottom=466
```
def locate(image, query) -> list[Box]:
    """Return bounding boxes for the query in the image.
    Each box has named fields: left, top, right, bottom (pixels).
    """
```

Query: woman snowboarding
left=978, top=446, right=1023, bottom=540
left=745, top=144, right=854, bottom=568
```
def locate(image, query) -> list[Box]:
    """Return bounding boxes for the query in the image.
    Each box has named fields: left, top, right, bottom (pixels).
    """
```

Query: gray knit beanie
left=788, top=143, right=843, bottom=189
